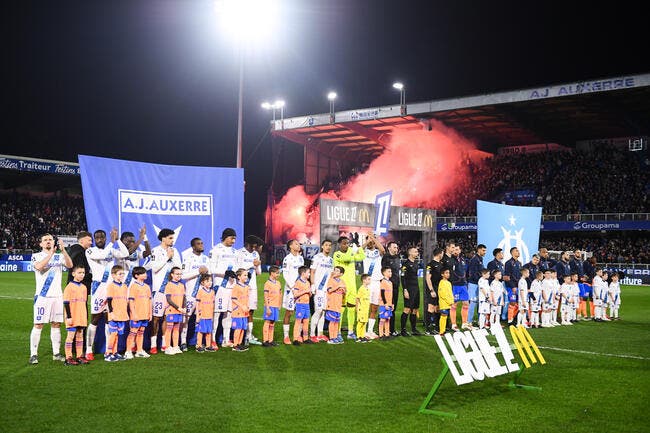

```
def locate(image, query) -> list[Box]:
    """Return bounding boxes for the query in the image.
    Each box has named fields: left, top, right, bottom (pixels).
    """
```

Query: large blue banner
left=78, top=155, right=244, bottom=250
left=477, top=200, right=542, bottom=264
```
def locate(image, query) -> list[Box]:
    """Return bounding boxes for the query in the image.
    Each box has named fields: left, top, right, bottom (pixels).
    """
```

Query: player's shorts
left=314, top=291, right=327, bottom=310
left=478, top=301, right=490, bottom=314
left=231, top=317, right=247, bottom=330
left=439, top=309, right=450, bottom=316
left=34, top=296, right=64, bottom=324
left=130, top=319, right=148, bottom=328
left=378, top=305, right=393, bottom=319
left=403, top=287, right=420, bottom=309
left=108, top=320, right=126, bottom=335
left=325, top=310, right=340, bottom=323
left=295, top=303, right=310, bottom=320
left=214, top=287, right=232, bottom=313
left=166, top=314, right=182, bottom=323
left=490, top=305, right=502, bottom=316
left=467, top=283, right=479, bottom=303
left=282, top=287, right=295, bottom=311
left=196, top=318, right=213, bottom=334
left=90, top=283, right=108, bottom=314
left=152, top=291, right=168, bottom=317
left=452, top=285, right=469, bottom=302
left=263, top=306, right=279, bottom=322
left=518, top=302, right=528, bottom=311
left=248, top=285, right=258, bottom=310
left=369, top=280, right=381, bottom=305
left=66, top=326, right=85, bottom=332
left=185, top=296, right=196, bottom=316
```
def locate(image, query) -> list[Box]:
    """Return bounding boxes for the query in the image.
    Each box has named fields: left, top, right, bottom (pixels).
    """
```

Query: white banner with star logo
left=476, top=200, right=542, bottom=264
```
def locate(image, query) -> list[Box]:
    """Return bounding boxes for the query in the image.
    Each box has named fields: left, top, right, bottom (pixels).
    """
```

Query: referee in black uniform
left=400, top=247, right=421, bottom=336
left=424, top=247, right=443, bottom=334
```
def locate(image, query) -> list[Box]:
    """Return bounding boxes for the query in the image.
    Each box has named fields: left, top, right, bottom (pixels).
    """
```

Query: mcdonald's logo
left=358, top=208, right=371, bottom=224
left=423, top=214, right=434, bottom=228
left=509, top=325, right=546, bottom=368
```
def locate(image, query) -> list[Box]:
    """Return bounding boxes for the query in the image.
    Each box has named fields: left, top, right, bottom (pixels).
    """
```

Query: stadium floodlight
left=215, top=0, right=280, bottom=168
left=328, top=92, right=337, bottom=124
left=214, top=0, right=279, bottom=43
left=392, top=82, right=406, bottom=114
left=261, top=99, right=285, bottom=126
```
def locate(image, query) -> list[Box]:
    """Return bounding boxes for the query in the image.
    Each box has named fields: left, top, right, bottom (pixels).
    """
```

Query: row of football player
left=468, top=267, right=620, bottom=332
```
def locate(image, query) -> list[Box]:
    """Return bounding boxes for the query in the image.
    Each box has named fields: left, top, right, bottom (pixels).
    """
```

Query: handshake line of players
left=474, top=267, right=621, bottom=331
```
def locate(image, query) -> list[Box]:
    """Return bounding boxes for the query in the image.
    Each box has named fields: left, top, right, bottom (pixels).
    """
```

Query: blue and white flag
left=374, top=190, right=392, bottom=235
left=79, top=155, right=244, bottom=250
left=477, top=200, right=541, bottom=264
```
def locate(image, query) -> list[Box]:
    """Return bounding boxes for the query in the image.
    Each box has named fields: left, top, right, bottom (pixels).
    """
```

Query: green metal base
left=419, top=361, right=541, bottom=418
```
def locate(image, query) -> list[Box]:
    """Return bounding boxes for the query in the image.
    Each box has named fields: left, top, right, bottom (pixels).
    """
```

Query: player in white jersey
left=209, top=228, right=239, bottom=347
left=516, top=268, right=530, bottom=327
left=599, top=271, right=610, bottom=321
left=309, top=239, right=333, bottom=342
left=362, top=233, right=385, bottom=338
left=149, top=228, right=182, bottom=353
left=489, top=270, right=504, bottom=328
left=559, top=275, right=573, bottom=325
left=181, top=237, right=210, bottom=351
left=85, top=228, right=129, bottom=359
left=570, top=272, right=580, bottom=322
left=592, top=268, right=604, bottom=321
left=540, top=270, right=555, bottom=327
left=550, top=270, right=561, bottom=326
left=529, top=271, right=543, bottom=328
left=281, top=239, right=305, bottom=344
left=608, top=272, right=621, bottom=320
left=236, top=235, right=263, bottom=345
left=477, top=269, right=491, bottom=329
left=115, top=227, right=151, bottom=287
left=29, top=233, right=73, bottom=365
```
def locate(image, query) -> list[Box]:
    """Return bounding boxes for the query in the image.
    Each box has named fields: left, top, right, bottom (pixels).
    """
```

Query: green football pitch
left=1, top=272, right=649, bottom=433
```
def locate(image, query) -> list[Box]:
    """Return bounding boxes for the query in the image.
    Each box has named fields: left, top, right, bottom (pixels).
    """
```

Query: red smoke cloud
left=268, top=120, right=488, bottom=244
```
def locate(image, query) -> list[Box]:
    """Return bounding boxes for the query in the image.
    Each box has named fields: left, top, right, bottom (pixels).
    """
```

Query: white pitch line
left=538, top=346, right=650, bottom=361
left=0, top=295, right=32, bottom=300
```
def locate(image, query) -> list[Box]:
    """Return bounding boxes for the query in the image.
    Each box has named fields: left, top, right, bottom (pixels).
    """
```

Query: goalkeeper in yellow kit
left=332, top=236, right=365, bottom=340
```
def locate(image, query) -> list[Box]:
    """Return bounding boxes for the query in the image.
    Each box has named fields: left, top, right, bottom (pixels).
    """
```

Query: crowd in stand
left=0, top=192, right=86, bottom=250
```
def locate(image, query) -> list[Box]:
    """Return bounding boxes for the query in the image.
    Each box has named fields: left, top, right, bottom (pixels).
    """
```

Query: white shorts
left=478, top=301, right=490, bottom=314
left=152, top=291, right=168, bottom=317
left=34, top=296, right=64, bottom=324
left=518, top=302, right=528, bottom=311
left=531, top=306, right=540, bottom=312
left=90, top=282, right=108, bottom=315
left=248, top=285, right=258, bottom=311
left=561, top=304, right=571, bottom=314
left=282, top=286, right=295, bottom=311
left=185, top=295, right=196, bottom=316
left=215, top=287, right=232, bottom=313
left=314, top=289, right=326, bottom=311
left=369, top=280, right=381, bottom=305
left=594, top=299, right=603, bottom=307
left=491, top=305, right=502, bottom=316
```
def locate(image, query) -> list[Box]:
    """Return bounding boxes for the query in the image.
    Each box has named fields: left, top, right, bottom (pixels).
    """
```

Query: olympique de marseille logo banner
left=476, top=200, right=541, bottom=264
left=78, top=155, right=244, bottom=250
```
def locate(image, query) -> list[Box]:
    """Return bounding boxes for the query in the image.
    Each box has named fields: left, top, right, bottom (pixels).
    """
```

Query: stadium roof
left=270, top=73, right=650, bottom=163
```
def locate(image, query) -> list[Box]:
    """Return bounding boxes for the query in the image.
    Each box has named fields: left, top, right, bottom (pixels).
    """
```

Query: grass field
left=1, top=272, right=649, bottom=433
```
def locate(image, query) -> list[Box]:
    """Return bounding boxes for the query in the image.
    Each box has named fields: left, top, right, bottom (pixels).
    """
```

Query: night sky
left=4, top=0, right=649, bottom=235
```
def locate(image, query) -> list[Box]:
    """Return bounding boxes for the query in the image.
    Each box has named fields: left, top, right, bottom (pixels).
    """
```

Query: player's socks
left=247, top=322, right=254, bottom=341
left=283, top=324, right=290, bottom=339
left=180, top=325, right=188, bottom=347
left=367, top=318, right=376, bottom=335
left=222, top=315, right=232, bottom=342
left=400, top=312, right=408, bottom=331
left=65, top=341, right=73, bottom=359
left=478, top=313, right=486, bottom=328
left=30, top=327, right=42, bottom=357
left=317, top=314, right=325, bottom=336
left=86, top=324, right=96, bottom=353
left=409, top=313, right=417, bottom=331
left=51, top=327, right=61, bottom=355
left=439, top=315, right=447, bottom=335
left=75, top=336, right=84, bottom=358
left=467, top=301, right=477, bottom=324
left=150, top=335, right=157, bottom=350
left=104, top=324, right=111, bottom=352
left=461, top=304, right=469, bottom=324
left=347, top=308, right=356, bottom=335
